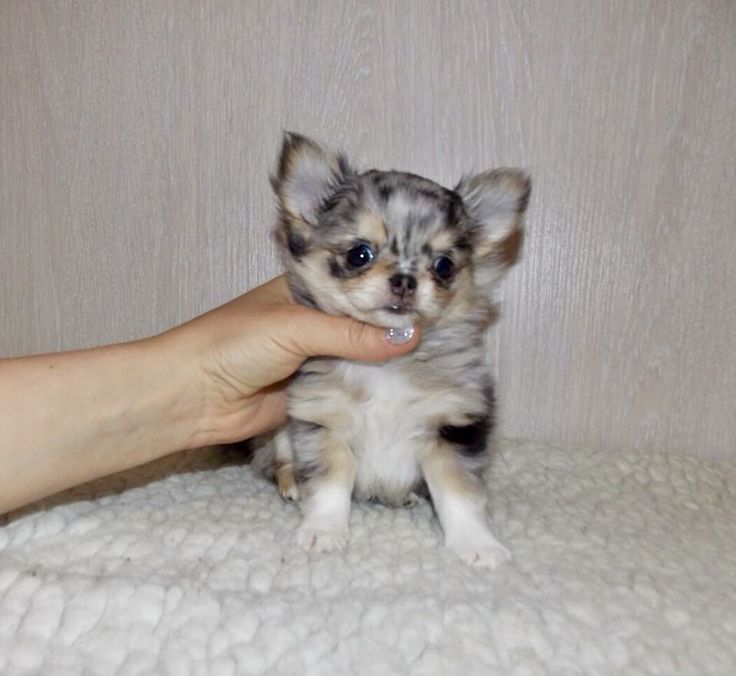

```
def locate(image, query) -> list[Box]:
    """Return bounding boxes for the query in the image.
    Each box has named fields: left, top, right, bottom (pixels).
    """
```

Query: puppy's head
left=272, top=132, right=530, bottom=328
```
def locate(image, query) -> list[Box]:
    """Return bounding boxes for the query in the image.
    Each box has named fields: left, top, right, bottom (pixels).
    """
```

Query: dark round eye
left=346, top=243, right=374, bottom=268
left=433, top=255, right=455, bottom=280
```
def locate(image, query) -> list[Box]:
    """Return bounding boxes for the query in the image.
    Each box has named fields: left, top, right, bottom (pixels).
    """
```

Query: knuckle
left=346, top=319, right=371, bottom=351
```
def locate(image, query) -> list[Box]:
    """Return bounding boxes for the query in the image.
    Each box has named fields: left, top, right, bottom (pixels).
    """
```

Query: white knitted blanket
left=1, top=440, right=735, bottom=675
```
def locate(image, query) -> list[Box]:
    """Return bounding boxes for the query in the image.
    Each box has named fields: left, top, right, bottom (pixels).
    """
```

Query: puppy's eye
left=433, top=255, right=455, bottom=280
left=346, top=243, right=374, bottom=268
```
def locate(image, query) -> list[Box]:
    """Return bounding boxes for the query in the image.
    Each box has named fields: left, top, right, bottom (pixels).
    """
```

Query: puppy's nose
left=389, top=273, right=417, bottom=297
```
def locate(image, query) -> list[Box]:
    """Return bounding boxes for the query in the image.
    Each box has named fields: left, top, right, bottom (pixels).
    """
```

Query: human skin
left=0, top=276, right=419, bottom=515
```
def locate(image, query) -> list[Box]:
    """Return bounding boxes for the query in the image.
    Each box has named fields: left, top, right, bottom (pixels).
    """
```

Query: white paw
left=448, top=536, right=511, bottom=570
left=296, top=524, right=348, bottom=552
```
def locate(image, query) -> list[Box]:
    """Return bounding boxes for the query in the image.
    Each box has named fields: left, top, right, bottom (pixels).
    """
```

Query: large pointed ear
left=456, top=168, right=530, bottom=267
left=271, top=132, right=353, bottom=227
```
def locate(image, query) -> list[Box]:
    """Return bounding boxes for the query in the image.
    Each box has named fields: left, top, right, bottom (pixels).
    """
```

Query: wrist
left=142, top=330, right=219, bottom=450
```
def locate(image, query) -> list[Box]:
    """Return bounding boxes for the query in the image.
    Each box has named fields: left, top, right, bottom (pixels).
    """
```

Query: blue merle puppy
left=253, top=132, right=530, bottom=568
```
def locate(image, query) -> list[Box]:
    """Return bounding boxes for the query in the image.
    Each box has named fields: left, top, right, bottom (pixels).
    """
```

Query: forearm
left=0, top=335, right=207, bottom=514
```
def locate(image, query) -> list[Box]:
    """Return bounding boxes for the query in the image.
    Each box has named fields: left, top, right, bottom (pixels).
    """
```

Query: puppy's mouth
left=363, top=303, right=421, bottom=329
left=383, top=302, right=416, bottom=315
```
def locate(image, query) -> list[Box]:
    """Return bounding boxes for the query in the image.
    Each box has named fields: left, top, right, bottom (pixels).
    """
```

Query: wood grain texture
left=1, top=1, right=735, bottom=460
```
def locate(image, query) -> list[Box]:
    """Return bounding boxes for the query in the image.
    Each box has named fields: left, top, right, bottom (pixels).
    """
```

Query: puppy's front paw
left=447, top=535, right=511, bottom=569
left=296, top=523, right=349, bottom=553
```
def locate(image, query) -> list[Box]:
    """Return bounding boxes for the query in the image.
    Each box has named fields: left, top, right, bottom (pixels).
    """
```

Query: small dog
left=253, top=133, right=529, bottom=568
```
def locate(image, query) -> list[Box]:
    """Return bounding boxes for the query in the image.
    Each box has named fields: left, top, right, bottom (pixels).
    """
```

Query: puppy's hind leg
left=274, top=427, right=299, bottom=502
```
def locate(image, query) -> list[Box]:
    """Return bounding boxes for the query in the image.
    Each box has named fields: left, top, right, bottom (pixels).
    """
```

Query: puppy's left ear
left=456, top=168, right=531, bottom=269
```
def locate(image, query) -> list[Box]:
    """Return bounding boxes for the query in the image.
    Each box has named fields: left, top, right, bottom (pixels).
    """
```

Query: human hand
left=161, top=275, right=420, bottom=445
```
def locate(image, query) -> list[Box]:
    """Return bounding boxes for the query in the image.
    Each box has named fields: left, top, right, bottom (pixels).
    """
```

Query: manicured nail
left=385, top=326, right=415, bottom=345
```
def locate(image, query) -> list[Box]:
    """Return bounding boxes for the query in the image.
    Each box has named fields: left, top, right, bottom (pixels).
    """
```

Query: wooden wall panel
left=1, top=1, right=734, bottom=460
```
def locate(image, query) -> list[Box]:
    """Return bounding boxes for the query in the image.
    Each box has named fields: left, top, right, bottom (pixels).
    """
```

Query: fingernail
left=385, top=326, right=415, bottom=345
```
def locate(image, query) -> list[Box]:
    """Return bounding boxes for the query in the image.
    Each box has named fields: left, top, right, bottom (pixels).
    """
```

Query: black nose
left=389, top=273, right=417, bottom=297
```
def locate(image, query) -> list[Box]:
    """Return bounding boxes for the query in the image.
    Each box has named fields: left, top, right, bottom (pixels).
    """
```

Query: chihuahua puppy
left=253, top=133, right=529, bottom=568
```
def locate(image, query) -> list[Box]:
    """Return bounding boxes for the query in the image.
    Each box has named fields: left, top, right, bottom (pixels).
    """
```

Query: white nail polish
left=385, top=326, right=415, bottom=345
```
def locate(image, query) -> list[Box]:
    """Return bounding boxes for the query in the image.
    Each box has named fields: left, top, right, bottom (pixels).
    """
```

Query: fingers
left=252, top=275, right=292, bottom=304
left=256, top=275, right=421, bottom=361
left=282, top=310, right=420, bottom=362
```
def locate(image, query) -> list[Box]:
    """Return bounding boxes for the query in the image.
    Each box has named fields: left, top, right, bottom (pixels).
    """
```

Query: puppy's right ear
left=271, top=132, right=353, bottom=227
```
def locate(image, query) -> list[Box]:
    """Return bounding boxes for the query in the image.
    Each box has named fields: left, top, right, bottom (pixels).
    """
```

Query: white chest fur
left=288, top=344, right=486, bottom=505
left=333, top=361, right=440, bottom=503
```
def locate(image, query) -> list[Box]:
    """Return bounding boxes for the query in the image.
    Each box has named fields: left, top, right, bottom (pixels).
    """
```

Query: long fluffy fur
left=255, top=132, right=530, bottom=568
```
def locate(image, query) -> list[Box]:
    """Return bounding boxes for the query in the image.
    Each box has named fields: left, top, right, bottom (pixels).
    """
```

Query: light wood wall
left=1, top=1, right=735, bottom=461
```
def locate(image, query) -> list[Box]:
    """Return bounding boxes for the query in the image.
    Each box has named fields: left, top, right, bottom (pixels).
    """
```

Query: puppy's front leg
left=421, top=447, right=510, bottom=569
left=297, top=434, right=356, bottom=553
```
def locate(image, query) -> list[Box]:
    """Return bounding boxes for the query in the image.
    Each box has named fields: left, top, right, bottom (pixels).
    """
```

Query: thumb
left=285, top=309, right=420, bottom=362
